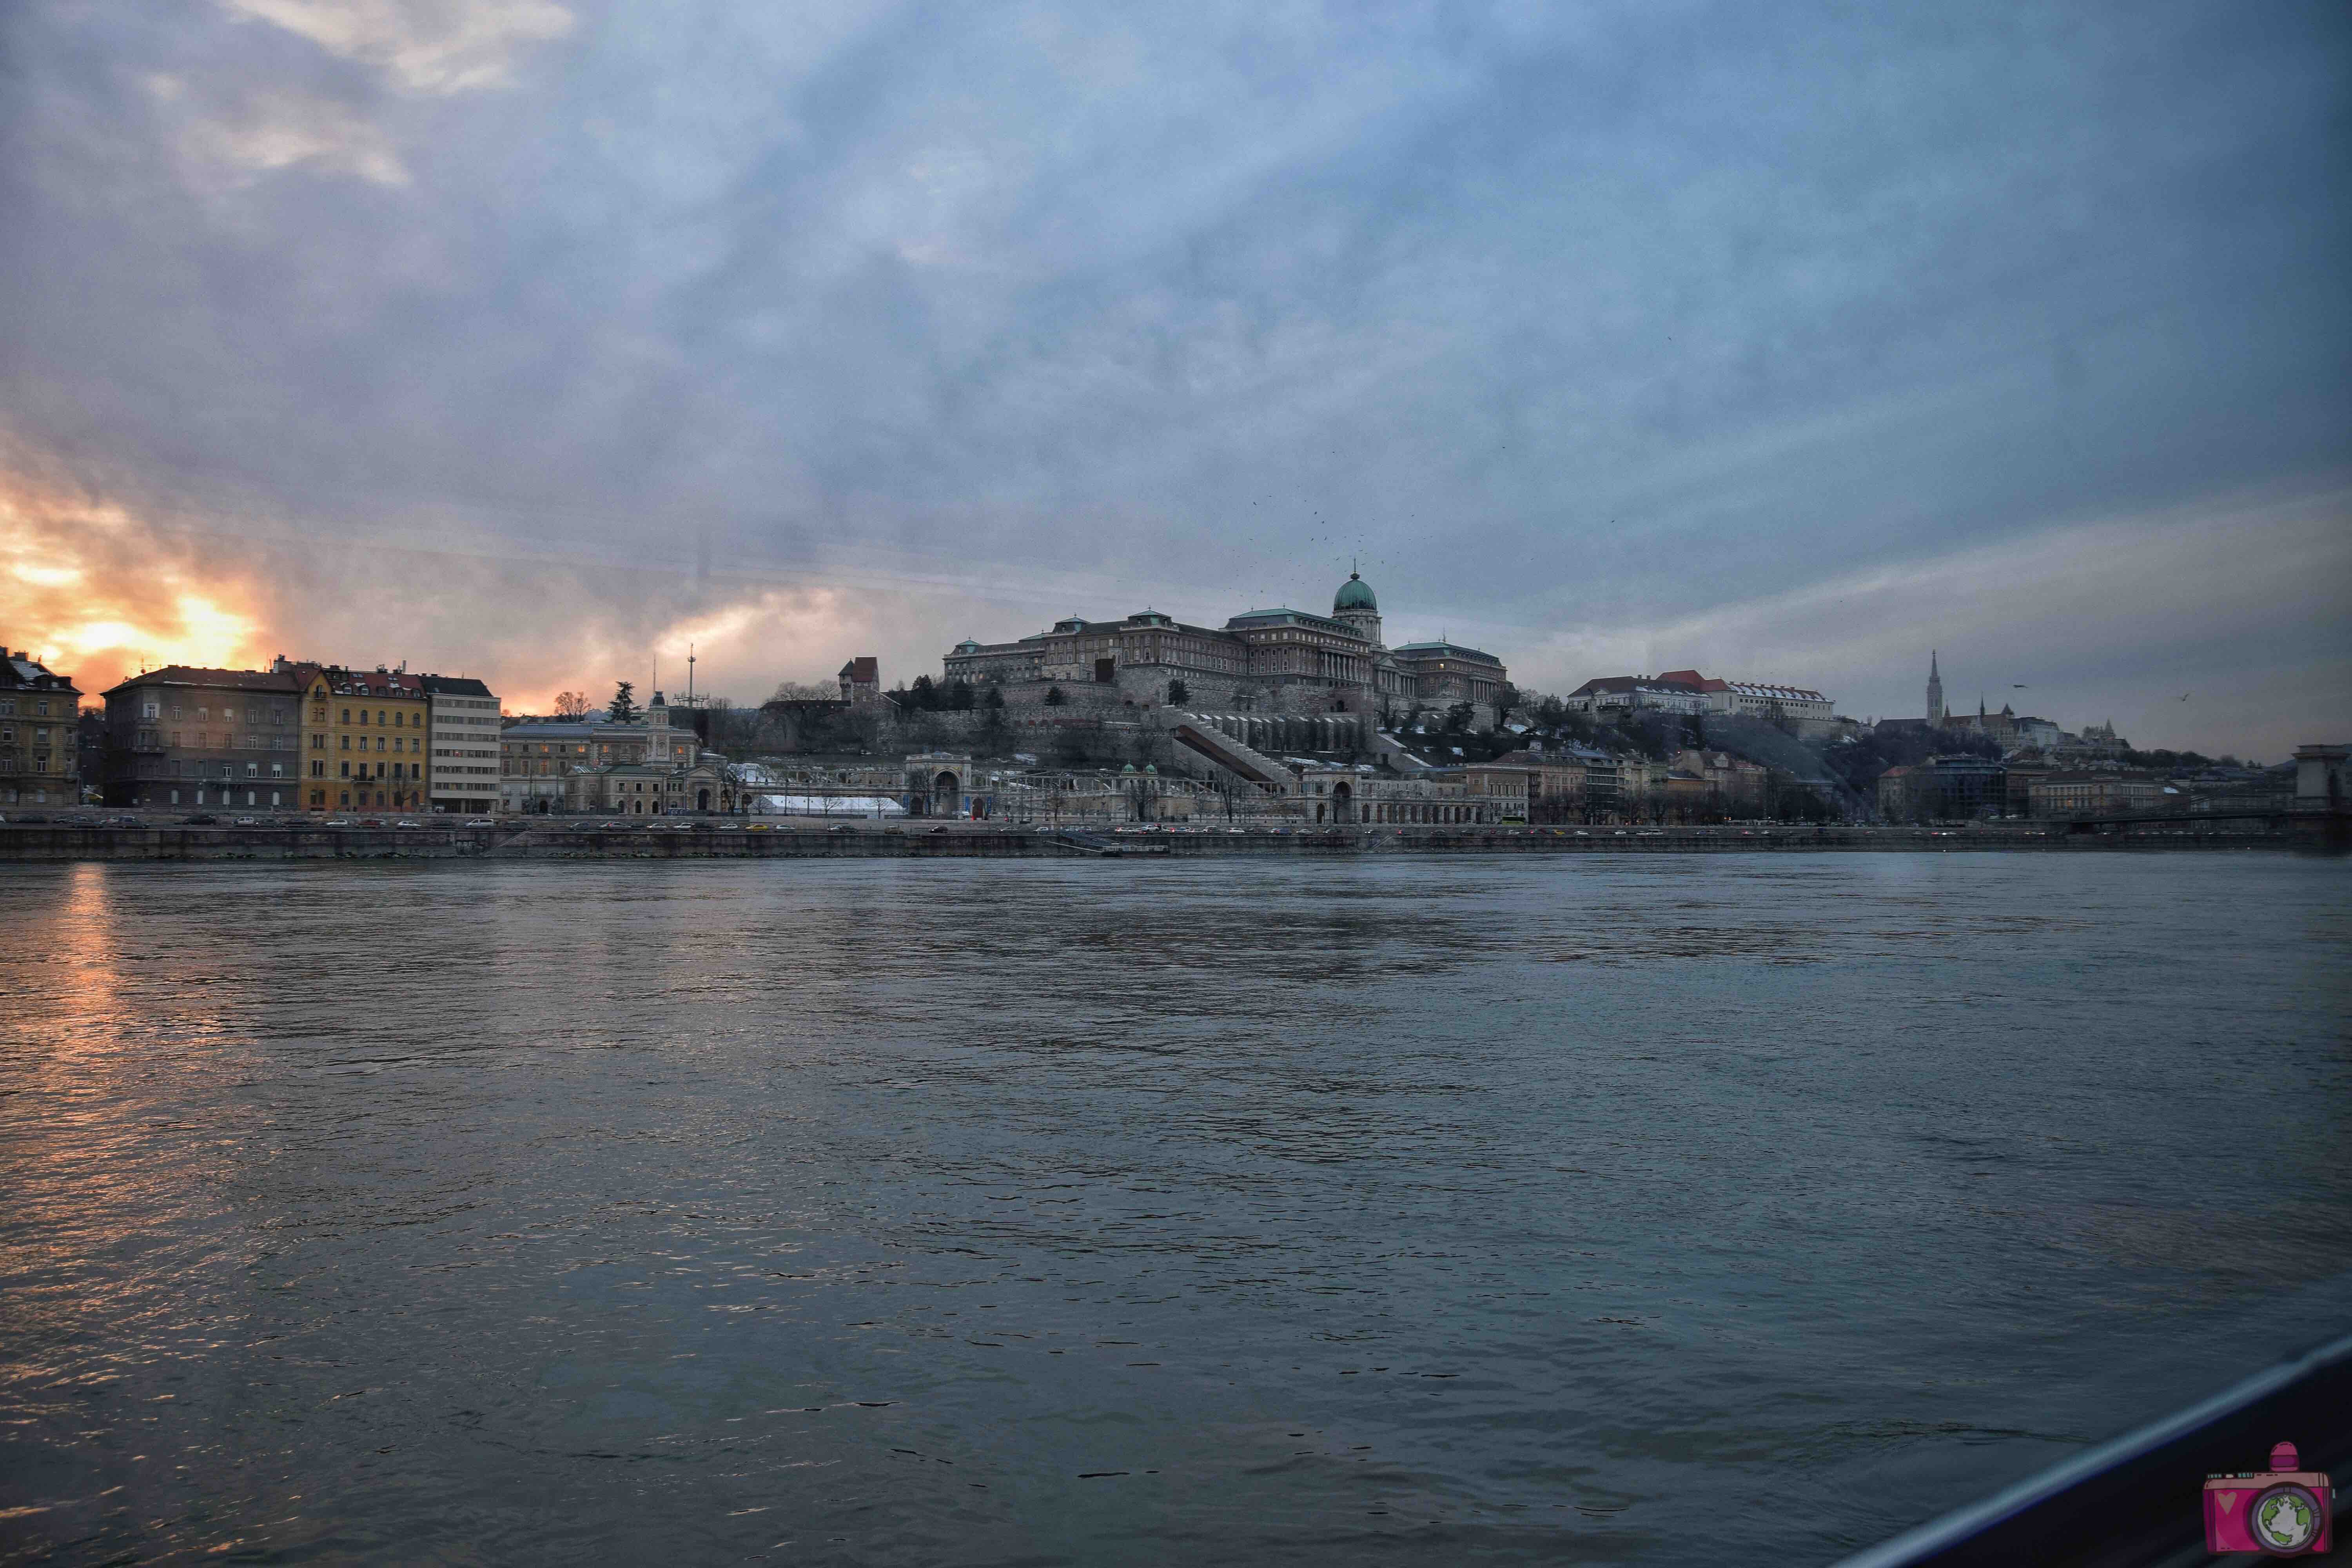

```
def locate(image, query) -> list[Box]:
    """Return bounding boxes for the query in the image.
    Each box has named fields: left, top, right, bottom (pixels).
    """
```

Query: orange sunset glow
left=1, top=473, right=269, bottom=699
left=1, top=461, right=926, bottom=715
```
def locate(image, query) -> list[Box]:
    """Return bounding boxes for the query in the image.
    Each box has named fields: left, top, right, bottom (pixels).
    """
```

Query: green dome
left=1333, top=572, right=1377, bottom=614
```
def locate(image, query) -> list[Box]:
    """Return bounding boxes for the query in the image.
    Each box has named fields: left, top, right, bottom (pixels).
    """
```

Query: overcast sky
left=3, top=0, right=2346, bottom=755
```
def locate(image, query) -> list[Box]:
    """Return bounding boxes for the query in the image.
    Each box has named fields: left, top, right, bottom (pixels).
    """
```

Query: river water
left=2, top=853, right=2347, bottom=1565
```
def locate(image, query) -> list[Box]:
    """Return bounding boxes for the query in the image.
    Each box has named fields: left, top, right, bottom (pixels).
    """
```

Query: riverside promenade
left=0, top=815, right=2334, bottom=862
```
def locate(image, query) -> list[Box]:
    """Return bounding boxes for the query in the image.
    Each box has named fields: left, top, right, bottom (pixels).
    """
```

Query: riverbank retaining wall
left=0, top=820, right=2333, bottom=862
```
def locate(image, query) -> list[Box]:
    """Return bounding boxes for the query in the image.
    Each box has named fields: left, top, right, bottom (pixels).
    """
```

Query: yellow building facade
left=299, top=666, right=432, bottom=812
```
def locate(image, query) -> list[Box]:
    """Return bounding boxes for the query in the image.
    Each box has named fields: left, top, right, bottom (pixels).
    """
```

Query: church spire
left=1926, top=650, right=1945, bottom=727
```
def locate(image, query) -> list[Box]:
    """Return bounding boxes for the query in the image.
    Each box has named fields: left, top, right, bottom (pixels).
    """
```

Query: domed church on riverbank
left=941, top=570, right=1509, bottom=726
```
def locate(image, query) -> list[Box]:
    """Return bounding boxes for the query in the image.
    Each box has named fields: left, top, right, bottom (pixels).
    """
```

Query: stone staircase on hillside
left=1163, top=713, right=1298, bottom=793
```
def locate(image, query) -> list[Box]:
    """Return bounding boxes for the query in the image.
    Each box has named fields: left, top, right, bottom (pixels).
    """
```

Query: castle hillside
left=940, top=572, right=1509, bottom=730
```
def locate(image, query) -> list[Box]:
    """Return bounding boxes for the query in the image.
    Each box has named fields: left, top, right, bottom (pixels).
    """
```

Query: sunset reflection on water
left=2, top=855, right=2347, bottom=1566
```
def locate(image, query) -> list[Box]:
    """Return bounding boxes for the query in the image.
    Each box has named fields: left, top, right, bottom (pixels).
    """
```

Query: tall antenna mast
left=688, top=643, right=696, bottom=707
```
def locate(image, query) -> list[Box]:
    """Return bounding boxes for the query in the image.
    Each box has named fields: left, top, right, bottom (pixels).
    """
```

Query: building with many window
left=1879, top=754, right=2009, bottom=821
left=499, top=691, right=705, bottom=813
left=2, top=648, right=80, bottom=806
left=423, top=675, right=501, bottom=815
left=292, top=665, right=431, bottom=812
left=940, top=572, right=1509, bottom=735
left=2027, top=770, right=2163, bottom=819
left=1566, top=670, right=1836, bottom=735
left=101, top=665, right=301, bottom=810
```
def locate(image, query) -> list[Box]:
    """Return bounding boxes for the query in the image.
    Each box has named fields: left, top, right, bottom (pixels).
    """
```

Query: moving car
left=234, top=816, right=261, bottom=826
left=182, top=814, right=217, bottom=824
left=463, top=817, right=495, bottom=827
left=395, top=820, right=421, bottom=829
left=323, top=818, right=352, bottom=827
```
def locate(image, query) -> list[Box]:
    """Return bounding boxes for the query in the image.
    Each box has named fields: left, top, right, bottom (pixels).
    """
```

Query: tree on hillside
left=976, top=686, right=1012, bottom=753
left=768, top=679, right=836, bottom=702
left=554, top=691, right=590, bottom=720
left=609, top=681, right=638, bottom=723
left=945, top=678, right=976, bottom=711
left=907, top=673, right=939, bottom=711
left=1043, top=684, right=1067, bottom=708
left=1167, top=677, right=1189, bottom=706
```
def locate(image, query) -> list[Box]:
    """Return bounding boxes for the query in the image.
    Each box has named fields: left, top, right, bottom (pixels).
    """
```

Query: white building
left=423, top=675, right=501, bottom=815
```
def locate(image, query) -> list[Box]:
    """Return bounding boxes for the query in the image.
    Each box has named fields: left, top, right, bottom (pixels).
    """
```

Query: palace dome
left=1333, top=572, right=1377, bottom=613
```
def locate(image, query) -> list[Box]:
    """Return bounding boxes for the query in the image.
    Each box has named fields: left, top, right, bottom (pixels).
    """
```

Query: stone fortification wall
left=879, top=681, right=1376, bottom=767
left=1172, top=709, right=1372, bottom=758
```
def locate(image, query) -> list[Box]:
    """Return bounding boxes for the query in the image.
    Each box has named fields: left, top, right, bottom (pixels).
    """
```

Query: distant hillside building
left=1565, top=668, right=1834, bottom=737
left=940, top=571, right=1508, bottom=732
left=838, top=657, right=881, bottom=706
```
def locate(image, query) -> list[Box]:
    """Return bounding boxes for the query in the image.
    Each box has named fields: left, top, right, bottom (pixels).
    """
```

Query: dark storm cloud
left=2, top=0, right=2346, bottom=750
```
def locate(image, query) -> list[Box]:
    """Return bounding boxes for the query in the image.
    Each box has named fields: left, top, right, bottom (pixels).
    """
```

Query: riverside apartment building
left=423, top=675, right=500, bottom=815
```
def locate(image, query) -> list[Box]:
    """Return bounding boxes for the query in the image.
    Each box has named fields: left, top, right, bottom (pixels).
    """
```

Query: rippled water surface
left=3, top=853, right=2348, bottom=1564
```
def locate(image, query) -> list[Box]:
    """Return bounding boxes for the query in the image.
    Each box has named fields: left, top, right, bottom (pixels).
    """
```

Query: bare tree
left=768, top=679, right=837, bottom=702
left=554, top=690, right=590, bottom=720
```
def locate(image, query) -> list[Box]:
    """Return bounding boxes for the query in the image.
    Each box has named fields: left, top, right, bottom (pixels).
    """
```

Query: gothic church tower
left=1926, top=651, right=1945, bottom=728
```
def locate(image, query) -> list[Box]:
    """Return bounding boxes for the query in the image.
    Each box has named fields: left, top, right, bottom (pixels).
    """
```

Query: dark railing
left=1833, top=1328, right=2350, bottom=1567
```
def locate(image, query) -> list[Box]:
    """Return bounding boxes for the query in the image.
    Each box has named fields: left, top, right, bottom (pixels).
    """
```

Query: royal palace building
left=941, top=572, right=1508, bottom=726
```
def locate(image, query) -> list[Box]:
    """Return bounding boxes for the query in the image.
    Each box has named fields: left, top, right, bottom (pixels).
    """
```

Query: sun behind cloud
left=0, top=477, right=269, bottom=693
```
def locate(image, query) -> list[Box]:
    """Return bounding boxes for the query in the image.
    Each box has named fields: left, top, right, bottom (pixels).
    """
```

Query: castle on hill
left=938, top=570, right=1510, bottom=727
